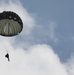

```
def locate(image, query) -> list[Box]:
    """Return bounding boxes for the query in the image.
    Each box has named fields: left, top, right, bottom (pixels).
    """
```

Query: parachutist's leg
left=8, top=57, right=10, bottom=61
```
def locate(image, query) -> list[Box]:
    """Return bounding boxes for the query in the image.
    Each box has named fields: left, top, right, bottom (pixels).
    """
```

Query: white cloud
left=48, top=21, right=58, bottom=43
left=0, top=38, right=73, bottom=75
left=0, top=43, right=73, bottom=75
left=31, top=21, right=59, bottom=44
left=65, top=55, right=74, bottom=75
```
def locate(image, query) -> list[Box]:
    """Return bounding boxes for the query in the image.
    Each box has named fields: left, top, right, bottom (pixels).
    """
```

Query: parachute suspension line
left=2, top=43, right=8, bottom=53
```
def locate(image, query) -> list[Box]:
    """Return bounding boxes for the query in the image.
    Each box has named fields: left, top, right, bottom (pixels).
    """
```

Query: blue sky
left=0, top=0, right=74, bottom=75
left=20, top=0, right=74, bottom=62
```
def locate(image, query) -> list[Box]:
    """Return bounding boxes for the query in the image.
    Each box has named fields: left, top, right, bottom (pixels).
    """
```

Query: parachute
left=0, top=11, right=23, bottom=61
left=0, top=11, right=23, bottom=36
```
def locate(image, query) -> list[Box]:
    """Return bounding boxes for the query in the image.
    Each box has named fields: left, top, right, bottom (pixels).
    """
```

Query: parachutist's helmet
left=0, top=11, right=23, bottom=37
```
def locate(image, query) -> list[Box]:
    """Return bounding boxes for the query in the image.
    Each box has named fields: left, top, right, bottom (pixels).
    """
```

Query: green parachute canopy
left=0, top=11, right=23, bottom=37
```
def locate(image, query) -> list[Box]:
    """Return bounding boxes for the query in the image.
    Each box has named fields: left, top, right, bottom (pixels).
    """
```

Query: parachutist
left=5, top=53, right=10, bottom=61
